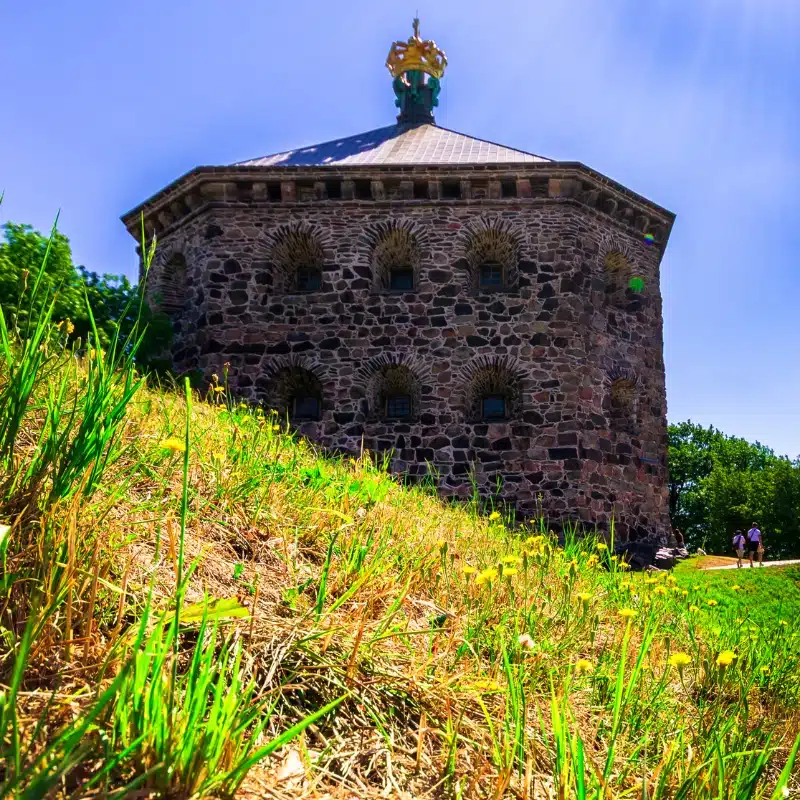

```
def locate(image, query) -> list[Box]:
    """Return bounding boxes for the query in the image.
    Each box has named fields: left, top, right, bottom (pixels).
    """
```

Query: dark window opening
left=354, top=179, right=372, bottom=200
left=482, top=395, right=507, bottom=420
left=292, top=395, right=320, bottom=421
left=325, top=180, right=342, bottom=199
left=479, top=262, right=503, bottom=289
left=267, top=182, right=282, bottom=202
left=441, top=180, right=461, bottom=200
left=386, top=394, right=411, bottom=419
left=413, top=181, right=429, bottom=199
left=296, top=266, right=322, bottom=292
left=389, top=268, right=414, bottom=291
left=501, top=179, right=517, bottom=198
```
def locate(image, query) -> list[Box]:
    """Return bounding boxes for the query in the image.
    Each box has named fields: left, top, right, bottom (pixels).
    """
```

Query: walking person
left=732, top=530, right=746, bottom=568
left=747, top=522, right=764, bottom=567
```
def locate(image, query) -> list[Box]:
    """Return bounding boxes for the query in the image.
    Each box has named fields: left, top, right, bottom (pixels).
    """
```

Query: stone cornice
left=121, top=162, right=675, bottom=254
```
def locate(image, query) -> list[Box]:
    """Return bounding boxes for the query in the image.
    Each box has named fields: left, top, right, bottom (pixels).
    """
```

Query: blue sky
left=2, top=0, right=798, bottom=457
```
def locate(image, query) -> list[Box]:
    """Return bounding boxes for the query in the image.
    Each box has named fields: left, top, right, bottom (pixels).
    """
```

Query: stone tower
left=122, top=20, right=675, bottom=542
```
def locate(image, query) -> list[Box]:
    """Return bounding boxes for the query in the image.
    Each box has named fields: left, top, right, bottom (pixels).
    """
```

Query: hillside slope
left=1, top=340, right=799, bottom=798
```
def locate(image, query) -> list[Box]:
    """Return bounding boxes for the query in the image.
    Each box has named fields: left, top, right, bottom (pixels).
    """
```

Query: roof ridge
left=233, top=121, right=550, bottom=167
left=430, top=123, right=550, bottom=162
left=233, top=123, right=399, bottom=167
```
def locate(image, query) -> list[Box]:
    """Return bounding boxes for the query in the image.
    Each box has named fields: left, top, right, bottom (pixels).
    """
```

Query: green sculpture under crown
left=386, top=18, right=447, bottom=124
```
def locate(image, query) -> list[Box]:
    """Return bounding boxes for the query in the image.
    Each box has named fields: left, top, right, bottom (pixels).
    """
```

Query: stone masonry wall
left=146, top=191, right=671, bottom=542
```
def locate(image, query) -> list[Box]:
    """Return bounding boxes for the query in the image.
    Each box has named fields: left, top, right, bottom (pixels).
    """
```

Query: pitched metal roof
left=235, top=122, right=549, bottom=168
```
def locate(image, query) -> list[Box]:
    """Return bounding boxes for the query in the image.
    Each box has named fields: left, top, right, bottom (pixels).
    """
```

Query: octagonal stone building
left=122, top=21, right=675, bottom=542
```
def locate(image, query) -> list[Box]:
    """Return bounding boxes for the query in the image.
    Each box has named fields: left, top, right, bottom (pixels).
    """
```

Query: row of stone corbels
left=140, top=172, right=670, bottom=246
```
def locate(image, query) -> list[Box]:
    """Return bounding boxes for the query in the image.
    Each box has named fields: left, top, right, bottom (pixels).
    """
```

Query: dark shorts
left=748, top=540, right=760, bottom=553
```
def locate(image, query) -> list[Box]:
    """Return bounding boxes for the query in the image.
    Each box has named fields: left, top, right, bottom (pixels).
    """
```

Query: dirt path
left=701, top=559, right=800, bottom=571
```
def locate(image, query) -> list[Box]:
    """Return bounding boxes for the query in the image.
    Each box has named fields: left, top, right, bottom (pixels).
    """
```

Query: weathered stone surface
left=137, top=171, right=672, bottom=543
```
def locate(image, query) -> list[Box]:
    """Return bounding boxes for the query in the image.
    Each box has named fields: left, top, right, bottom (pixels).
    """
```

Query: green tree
left=0, top=221, right=171, bottom=364
left=668, top=420, right=800, bottom=557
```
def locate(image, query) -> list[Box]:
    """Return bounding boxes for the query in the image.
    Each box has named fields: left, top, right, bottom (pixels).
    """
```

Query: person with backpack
left=747, top=523, right=764, bottom=567
left=732, top=530, right=746, bottom=568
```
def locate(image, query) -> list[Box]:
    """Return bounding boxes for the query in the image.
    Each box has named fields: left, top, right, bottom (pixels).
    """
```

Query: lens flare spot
left=629, top=276, right=645, bottom=293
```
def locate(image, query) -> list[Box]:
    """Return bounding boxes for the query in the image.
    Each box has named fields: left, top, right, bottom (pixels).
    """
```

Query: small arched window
left=265, top=366, right=323, bottom=423
left=463, top=358, right=523, bottom=422
left=389, top=267, right=414, bottom=291
left=292, top=394, right=321, bottom=421
left=610, top=378, right=638, bottom=433
left=369, top=225, right=421, bottom=293
left=479, top=262, right=503, bottom=290
left=155, top=253, right=188, bottom=315
left=296, top=264, right=322, bottom=292
left=366, top=364, right=420, bottom=421
left=604, top=251, right=631, bottom=308
left=481, top=394, right=507, bottom=420
left=386, top=393, right=412, bottom=419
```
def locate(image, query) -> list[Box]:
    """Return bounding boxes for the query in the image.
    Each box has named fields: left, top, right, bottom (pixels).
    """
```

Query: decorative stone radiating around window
left=454, top=216, right=522, bottom=294
left=154, top=253, right=188, bottom=314
left=461, top=356, right=525, bottom=422
left=263, top=365, right=323, bottom=422
left=356, top=353, right=431, bottom=422
left=604, top=251, right=631, bottom=308
left=262, top=222, right=330, bottom=294
left=608, top=369, right=640, bottom=434
left=361, top=219, right=426, bottom=292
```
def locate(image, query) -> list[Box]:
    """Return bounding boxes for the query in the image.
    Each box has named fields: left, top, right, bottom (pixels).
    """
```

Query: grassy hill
left=1, top=310, right=799, bottom=797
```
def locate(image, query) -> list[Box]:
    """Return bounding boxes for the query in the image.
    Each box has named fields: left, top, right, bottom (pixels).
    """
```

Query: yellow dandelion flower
left=716, top=650, right=736, bottom=667
left=476, top=567, right=498, bottom=586
left=502, top=555, right=522, bottom=565
left=618, top=608, right=637, bottom=620
left=596, top=542, right=608, bottom=551
left=731, top=584, right=741, bottom=591
left=760, top=666, right=769, bottom=674
left=654, top=586, right=668, bottom=596
left=502, top=566, right=519, bottom=578
left=587, top=555, right=600, bottom=568
left=645, top=577, right=658, bottom=586
left=692, top=584, right=702, bottom=591
left=575, top=658, right=593, bottom=674
left=518, top=633, right=535, bottom=650
left=689, top=605, right=700, bottom=614
left=577, top=592, right=592, bottom=604
left=161, top=437, right=185, bottom=454
left=610, top=555, right=618, bottom=562
left=489, top=511, right=501, bottom=521
left=681, top=590, right=689, bottom=597
left=779, top=620, right=789, bottom=627
left=706, top=599, right=719, bottom=607
left=213, top=386, right=225, bottom=393
left=65, top=319, right=75, bottom=335
left=666, top=575, right=677, bottom=585
left=618, top=561, right=631, bottom=570
left=668, top=652, right=692, bottom=668
left=472, top=678, right=501, bottom=693
left=461, top=565, right=477, bottom=576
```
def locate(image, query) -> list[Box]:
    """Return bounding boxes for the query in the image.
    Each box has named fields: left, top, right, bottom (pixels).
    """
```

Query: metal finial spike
left=413, top=16, right=420, bottom=39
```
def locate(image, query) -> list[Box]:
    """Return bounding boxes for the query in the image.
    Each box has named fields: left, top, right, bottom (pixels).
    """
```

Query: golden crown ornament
left=386, top=18, right=447, bottom=80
